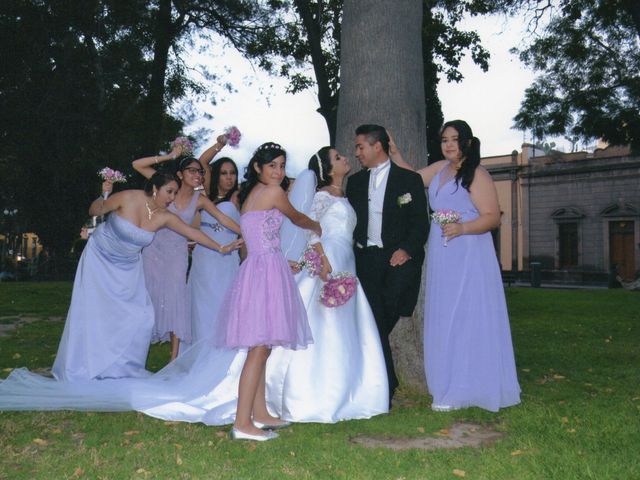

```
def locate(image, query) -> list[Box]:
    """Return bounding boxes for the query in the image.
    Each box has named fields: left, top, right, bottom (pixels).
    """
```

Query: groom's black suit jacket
left=346, top=161, right=429, bottom=316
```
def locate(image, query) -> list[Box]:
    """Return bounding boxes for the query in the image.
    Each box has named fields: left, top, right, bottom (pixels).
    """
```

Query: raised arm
left=388, top=133, right=442, bottom=187
left=272, top=188, right=321, bottom=237
left=198, top=134, right=227, bottom=195
left=163, top=212, right=243, bottom=253
left=199, top=196, right=241, bottom=234
left=89, top=180, right=119, bottom=216
left=132, top=145, right=182, bottom=180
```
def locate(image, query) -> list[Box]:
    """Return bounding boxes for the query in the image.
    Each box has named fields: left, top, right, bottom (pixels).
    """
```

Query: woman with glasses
left=187, top=155, right=241, bottom=346
left=133, top=145, right=241, bottom=361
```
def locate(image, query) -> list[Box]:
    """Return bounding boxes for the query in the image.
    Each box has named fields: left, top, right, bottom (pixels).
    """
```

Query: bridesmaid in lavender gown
left=133, top=144, right=241, bottom=361
left=187, top=157, right=240, bottom=345
left=392, top=120, right=520, bottom=412
left=213, top=142, right=321, bottom=441
left=52, top=173, right=242, bottom=382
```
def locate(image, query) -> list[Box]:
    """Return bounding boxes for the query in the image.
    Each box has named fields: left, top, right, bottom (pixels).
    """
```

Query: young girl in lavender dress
left=187, top=157, right=241, bottom=345
left=213, top=143, right=321, bottom=441
left=392, top=120, right=520, bottom=412
left=133, top=146, right=241, bottom=361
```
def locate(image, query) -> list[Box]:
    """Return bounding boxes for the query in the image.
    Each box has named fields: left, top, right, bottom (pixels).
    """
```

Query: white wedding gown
left=267, top=191, right=389, bottom=422
left=0, top=192, right=387, bottom=424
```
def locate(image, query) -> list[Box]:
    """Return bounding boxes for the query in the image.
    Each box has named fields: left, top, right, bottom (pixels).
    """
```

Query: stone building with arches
left=482, top=144, right=640, bottom=285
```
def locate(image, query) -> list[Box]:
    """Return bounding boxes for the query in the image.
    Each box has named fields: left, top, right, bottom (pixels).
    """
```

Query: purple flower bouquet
left=320, top=272, right=358, bottom=308
left=431, top=209, right=462, bottom=246
left=224, top=126, right=242, bottom=147
left=171, top=136, right=194, bottom=155
left=298, top=246, right=322, bottom=277
left=98, top=167, right=127, bottom=198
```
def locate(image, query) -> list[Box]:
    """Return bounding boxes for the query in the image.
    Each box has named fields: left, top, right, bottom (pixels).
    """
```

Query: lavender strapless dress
left=424, top=165, right=521, bottom=412
left=143, top=192, right=200, bottom=343
left=52, top=214, right=155, bottom=381
left=213, top=208, right=313, bottom=349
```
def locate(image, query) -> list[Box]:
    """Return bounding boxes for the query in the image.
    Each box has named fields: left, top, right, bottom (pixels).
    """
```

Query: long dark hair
left=144, top=171, right=180, bottom=195
left=239, top=142, right=289, bottom=206
left=442, top=120, right=481, bottom=192
left=208, top=157, right=238, bottom=204
left=308, top=146, right=333, bottom=189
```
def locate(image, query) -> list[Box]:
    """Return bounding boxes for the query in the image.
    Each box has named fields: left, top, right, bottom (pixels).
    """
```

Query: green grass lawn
left=1, top=283, right=639, bottom=479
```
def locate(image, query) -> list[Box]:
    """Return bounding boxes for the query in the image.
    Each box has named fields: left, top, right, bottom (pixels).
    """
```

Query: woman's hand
left=169, top=144, right=183, bottom=159
left=102, top=180, right=113, bottom=197
left=312, top=221, right=322, bottom=238
left=442, top=222, right=465, bottom=242
left=387, top=130, right=398, bottom=156
left=219, top=238, right=244, bottom=254
left=216, top=134, right=228, bottom=147
left=320, top=256, right=333, bottom=282
left=288, top=260, right=302, bottom=274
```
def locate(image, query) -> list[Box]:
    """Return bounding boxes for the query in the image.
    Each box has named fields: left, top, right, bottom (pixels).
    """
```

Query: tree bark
left=293, top=0, right=339, bottom=144
left=144, top=0, right=173, bottom=153
left=337, top=0, right=428, bottom=393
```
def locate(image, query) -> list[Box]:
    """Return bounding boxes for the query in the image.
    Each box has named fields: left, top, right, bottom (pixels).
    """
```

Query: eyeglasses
left=184, top=167, right=205, bottom=176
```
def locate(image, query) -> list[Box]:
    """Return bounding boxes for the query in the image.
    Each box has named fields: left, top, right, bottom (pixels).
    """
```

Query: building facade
left=483, top=145, right=640, bottom=285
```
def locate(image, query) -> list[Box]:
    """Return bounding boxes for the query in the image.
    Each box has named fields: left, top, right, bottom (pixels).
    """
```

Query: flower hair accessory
left=397, top=192, right=412, bottom=207
left=171, top=136, right=194, bottom=155
left=224, top=126, right=242, bottom=147
left=320, top=272, right=358, bottom=308
left=315, top=153, right=324, bottom=181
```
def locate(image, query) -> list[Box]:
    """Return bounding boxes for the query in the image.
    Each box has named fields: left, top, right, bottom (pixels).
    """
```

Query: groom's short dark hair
left=355, top=124, right=390, bottom=154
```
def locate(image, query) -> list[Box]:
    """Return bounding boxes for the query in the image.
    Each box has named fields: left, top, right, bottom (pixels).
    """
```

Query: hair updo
left=308, top=146, right=334, bottom=189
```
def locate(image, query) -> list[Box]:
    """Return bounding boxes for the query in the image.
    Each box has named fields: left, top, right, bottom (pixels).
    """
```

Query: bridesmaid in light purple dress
left=392, top=120, right=520, bottom=412
left=53, top=173, right=242, bottom=381
left=187, top=157, right=240, bottom=345
left=213, top=143, right=320, bottom=441
left=133, top=144, right=241, bottom=361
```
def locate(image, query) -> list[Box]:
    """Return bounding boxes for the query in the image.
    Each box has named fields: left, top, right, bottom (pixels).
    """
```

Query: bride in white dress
left=267, top=147, right=389, bottom=422
left=0, top=148, right=387, bottom=426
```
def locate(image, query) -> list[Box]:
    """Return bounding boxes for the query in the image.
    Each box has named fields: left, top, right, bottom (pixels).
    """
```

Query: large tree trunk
left=336, top=0, right=428, bottom=393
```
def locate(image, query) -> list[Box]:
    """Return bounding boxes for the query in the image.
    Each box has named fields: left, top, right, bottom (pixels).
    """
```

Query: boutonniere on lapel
left=397, top=192, right=412, bottom=207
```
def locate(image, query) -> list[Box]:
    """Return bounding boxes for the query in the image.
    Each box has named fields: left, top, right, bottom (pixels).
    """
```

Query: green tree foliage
left=0, top=0, right=264, bottom=274
left=510, top=0, right=640, bottom=151
left=233, top=0, right=489, bottom=157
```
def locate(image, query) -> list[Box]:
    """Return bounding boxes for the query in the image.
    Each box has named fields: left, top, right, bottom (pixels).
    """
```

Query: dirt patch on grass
left=350, top=422, right=504, bottom=451
left=0, top=316, right=63, bottom=337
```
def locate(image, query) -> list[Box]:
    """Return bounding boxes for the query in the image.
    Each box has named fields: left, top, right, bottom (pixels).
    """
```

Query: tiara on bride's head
left=257, top=142, right=282, bottom=152
left=315, top=153, right=324, bottom=181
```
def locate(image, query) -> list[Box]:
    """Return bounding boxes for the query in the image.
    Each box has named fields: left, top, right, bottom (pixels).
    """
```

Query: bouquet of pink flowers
left=171, top=136, right=194, bottom=155
left=98, top=167, right=127, bottom=200
left=298, top=246, right=322, bottom=277
left=98, top=167, right=127, bottom=183
left=320, top=272, right=358, bottom=308
left=224, top=126, right=242, bottom=147
left=431, top=209, right=462, bottom=246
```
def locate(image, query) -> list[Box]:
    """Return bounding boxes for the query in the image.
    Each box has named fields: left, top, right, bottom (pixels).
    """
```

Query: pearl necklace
left=328, top=184, right=343, bottom=193
left=145, top=201, right=159, bottom=220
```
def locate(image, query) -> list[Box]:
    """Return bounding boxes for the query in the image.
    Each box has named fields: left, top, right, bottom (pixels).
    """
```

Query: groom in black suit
left=346, top=124, right=429, bottom=407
